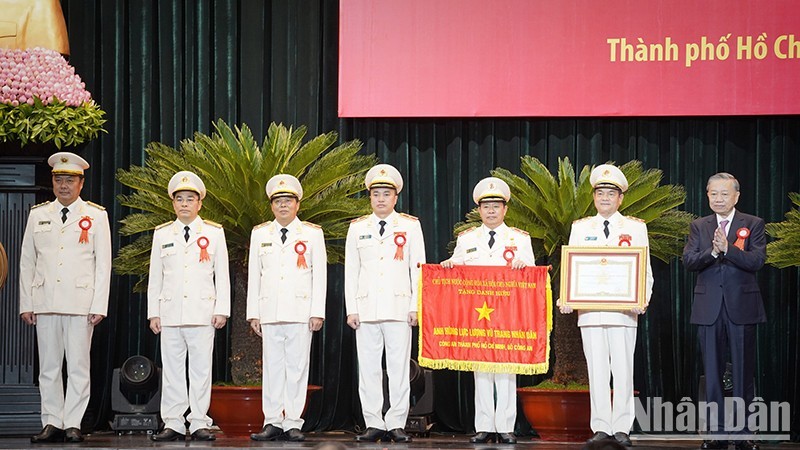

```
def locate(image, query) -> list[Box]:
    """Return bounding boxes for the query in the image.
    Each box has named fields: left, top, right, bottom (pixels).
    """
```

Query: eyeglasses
left=173, top=196, right=198, bottom=204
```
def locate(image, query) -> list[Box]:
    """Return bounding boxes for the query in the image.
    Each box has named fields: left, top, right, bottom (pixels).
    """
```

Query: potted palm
left=114, top=120, right=376, bottom=435
left=766, top=192, right=800, bottom=268
left=452, top=157, right=693, bottom=441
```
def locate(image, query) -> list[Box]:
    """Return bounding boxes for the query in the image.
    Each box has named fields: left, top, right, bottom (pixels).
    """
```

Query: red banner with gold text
left=418, top=264, right=552, bottom=374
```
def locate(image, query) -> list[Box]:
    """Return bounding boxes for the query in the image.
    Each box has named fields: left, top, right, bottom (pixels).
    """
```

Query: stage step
left=0, top=385, right=41, bottom=436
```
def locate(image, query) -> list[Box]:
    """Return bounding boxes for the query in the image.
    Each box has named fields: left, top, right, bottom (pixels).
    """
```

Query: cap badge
left=181, top=176, right=189, bottom=183
left=380, top=169, right=386, bottom=175
left=60, top=157, right=68, bottom=163
left=488, top=182, right=495, bottom=189
left=603, top=169, right=610, bottom=176
left=279, top=180, right=286, bottom=186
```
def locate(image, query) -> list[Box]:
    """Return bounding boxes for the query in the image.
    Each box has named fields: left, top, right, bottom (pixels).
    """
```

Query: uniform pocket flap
left=75, top=277, right=92, bottom=288
left=743, top=283, right=761, bottom=293
left=693, top=285, right=706, bottom=294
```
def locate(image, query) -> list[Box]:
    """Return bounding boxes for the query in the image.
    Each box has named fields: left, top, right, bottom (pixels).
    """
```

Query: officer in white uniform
left=147, top=171, right=231, bottom=442
left=441, top=177, right=535, bottom=444
left=247, top=174, right=326, bottom=442
left=19, top=152, right=112, bottom=444
left=561, top=164, right=653, bottom=447
left=345, top=164, right=426, bottom=443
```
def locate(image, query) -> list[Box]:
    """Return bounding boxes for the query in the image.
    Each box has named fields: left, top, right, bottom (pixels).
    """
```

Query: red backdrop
left=339, top=0, right=800, bottom=117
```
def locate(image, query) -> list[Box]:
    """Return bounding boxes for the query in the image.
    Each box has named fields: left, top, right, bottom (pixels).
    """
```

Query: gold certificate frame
left=559, top=246, right=647, bottom=311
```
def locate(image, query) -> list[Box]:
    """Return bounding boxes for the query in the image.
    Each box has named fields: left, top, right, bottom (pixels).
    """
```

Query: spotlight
left=406, top=359, right=434, bottom=434
left=111, top=356, right=161, bottom=432
left=381, top=359, right=435, bottom=435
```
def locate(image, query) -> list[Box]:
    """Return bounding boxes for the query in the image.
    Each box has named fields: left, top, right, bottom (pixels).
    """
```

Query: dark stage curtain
left=53, top=0, right=798, bottom=438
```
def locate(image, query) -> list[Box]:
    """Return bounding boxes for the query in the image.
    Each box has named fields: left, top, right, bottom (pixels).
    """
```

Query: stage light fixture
left=381, top=359, right=435, bottom=435
left=111, top=355, right=162, bottom=432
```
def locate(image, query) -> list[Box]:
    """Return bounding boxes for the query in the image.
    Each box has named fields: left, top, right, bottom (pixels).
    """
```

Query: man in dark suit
left=683, top=172, right=766, bottom=450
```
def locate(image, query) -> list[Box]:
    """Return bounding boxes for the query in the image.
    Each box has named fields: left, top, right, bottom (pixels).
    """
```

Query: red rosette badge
left=503, top=246, right=517, bottom=267
left=394, top=232, right=407, bottom=260
left=618, top=234, right=632, bottom=247
left=197, top=236, right=211, bottom=262
left=78, top=216, right=93, bottom=244
left=734, top=227, right=750, bottom=250
left=295, top=241, right=309, bottom=269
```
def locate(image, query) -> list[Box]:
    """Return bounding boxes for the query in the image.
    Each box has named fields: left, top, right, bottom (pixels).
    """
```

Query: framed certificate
left=559, top=246, right=647, bottom=311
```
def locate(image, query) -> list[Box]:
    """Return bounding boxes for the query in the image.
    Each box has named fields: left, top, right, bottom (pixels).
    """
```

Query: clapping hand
left=713, top=226, right=728, bottom=254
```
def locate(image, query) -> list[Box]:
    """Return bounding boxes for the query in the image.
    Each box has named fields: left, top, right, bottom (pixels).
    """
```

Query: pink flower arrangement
left=0, top=47, right=93, bottom=107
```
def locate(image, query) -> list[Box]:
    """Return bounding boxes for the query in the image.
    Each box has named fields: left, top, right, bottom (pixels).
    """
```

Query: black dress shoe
left=469, top=431, right=495, bottom=443
left=191, top=428, right=216, bottom=441
left=355, top=427, right=386, bottom=442
left=587, top=431, right=612, bottom=442
left=614, top=432, right=632, bottom=447
left=700, top=440, right=729, bottom=449
left=389, top=428, right=412, bottom=443
left=150, top=428, right=185, bottom=441
left=734, top=441, right=758, bottom=450
left=283, top=428, right=305, bottom=442
left=31, top=425, right=65, bottom=443
left=64, top=428, right=84, bottom=443
left=497, top=432, right=517, bottom=444
left=251, top=424, right=284, bottom=441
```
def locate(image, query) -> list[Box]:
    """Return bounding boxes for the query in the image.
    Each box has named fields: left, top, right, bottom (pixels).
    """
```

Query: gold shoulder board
left=86, top=201, right=106, bottom=211
left=399, top=212, right=419, bottom=221
left=303, top=221, right=322, bottom=229
left=203, top=219, right=223, bottom=228
left=458, top=226, right=478, bottom=237
left=30, top=201, right=51, bottom=210
left=626, top=216, right=645, bottom=223
left=573, top=216, right=592, bottom=224
left=351, top=214, right=370, bottom=223
left=510, top=226, right=530, bottom=236
left=253, top=221, right=271, bottom=230
left=154, top=221, right=172, bottom=230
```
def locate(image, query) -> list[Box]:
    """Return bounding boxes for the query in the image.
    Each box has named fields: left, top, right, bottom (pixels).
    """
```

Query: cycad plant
left=766, top=192, right=800, bottom=268
left=453, top=156, right=693, bottom=384
left=115, top=120, right=376, bottom=383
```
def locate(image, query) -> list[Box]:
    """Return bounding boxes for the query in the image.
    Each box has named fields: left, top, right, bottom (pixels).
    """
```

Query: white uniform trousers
left=261, top=322, right=312, bottom=430
left=36, top=314, right=94, bottom=429
left=356, top=321, right=412, bottom=430
left=160, top=325, right=215, bottom=434
left=580, top=325, right=637, bottom=434
left=474, top=371, right=517, bottom=433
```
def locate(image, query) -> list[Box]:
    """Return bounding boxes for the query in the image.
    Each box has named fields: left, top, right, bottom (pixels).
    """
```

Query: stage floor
left=0, top=432, right=796, bottom=450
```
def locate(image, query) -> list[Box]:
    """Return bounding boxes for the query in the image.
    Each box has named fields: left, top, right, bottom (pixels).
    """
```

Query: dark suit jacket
left=683, top=210, right=766, bottom=325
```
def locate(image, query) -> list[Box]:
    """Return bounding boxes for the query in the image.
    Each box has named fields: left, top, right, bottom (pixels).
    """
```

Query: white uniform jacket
left=19, top=198, right=112, bottom=316
left=246, top=218, right=327, bottom=323
left=147, top=217, right=231, bottom=326
left=568, top=212, right=654, bottom=327
left=450, top=223, right=535, bottom=267
left=345, top=211, right=426, bottom=322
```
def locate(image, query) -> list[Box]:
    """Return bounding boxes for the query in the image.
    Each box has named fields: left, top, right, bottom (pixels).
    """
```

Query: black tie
left=379, top=220, right=386, bottom=236
left=488, top=230, right=496, bottom=249
left=280, top=228, right=288, bottom=244
left=603, top=220, right=610, bottom=239
left=184, top=226, right=190, bottom=242
left=61, top=207, right=69, bottom=223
